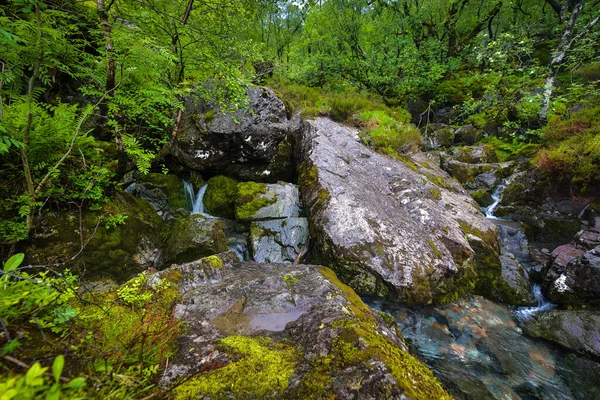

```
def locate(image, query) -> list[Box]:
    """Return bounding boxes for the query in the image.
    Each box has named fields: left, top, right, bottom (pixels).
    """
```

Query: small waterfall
left=514, top=284, right=556, bottom=321
left=183, top=181, right=212, bottom=217
left=485, top=173, right=520, bottom=220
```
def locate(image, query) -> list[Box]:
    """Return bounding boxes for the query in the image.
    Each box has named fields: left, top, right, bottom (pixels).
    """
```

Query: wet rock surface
left=159, top=253, right=451, bottom=399
left=250, top=218, right=309, bottom=263
left=522, top=310, right=600, bottom=358
left=171, top=87, right=300, bottom=182
left=299, top=117, right=500, bottom=304
left=541, top=228, right=600, bottom=307
left=123, top=172, right=188, bottom=220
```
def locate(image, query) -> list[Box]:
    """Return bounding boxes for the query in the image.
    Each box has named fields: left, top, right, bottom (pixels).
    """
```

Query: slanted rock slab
left=299, top=118, right=501, bottom=304
left=159, top=253, right=451, bottom=400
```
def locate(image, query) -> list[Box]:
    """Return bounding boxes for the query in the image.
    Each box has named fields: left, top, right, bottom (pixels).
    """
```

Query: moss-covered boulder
left=454, top=124, right=481, bottom=145
left=457, top=144, right=498, bottom=164
left=24, top=192, right=163, bottom=282
left=203, top=175, right=239, bottom=218
left=236, top=182, right=301, bottom=221
left=299, top=118, right=500, bottom=304
left=124, top=172, right=188, bottom=219
left=159, top=253, right=451, bottom=399
left=162, top=215, right=227, bottom=264
left=471, top=189, right=494, bottom=207
left=421, top=124, right=455, bottom=150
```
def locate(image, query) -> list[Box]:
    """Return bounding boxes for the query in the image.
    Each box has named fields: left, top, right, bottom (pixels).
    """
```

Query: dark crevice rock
left=298, top=117, right=501, bottom=305
left=159, top=253, right=452, bottom=399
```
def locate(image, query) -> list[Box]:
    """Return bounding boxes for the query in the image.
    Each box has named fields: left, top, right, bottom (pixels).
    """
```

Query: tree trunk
left=97, top=0, right=115, bottom=93
left=539, top=0, right=585, bottom=122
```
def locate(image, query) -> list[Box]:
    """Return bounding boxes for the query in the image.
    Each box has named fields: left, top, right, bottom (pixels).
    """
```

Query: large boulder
left=299, top=118, right=501, bottom=304
left=495, top=171, right=589, bottom=245
left=161, top=215, right=228, bottom=265
left=159, top=253, right=452, bottom=399
left=542, top=245, right=600, bottom=307
left=171, top=87, right=300, bottom=182
left=25, top=192, right=163, bottom=282
left=421, top=124, right=455, bottom=151
left=522, top=310, right=600, bottom=358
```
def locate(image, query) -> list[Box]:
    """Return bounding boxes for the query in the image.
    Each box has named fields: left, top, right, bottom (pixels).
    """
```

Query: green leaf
left=45, top=384, right=60, bottom=400
left=52, top=355, right=64, bottom=383
left=4, top=254, right=24, bottom=272
left=25, top=362, right=48, bottom=386
left=63, top=377, right=86, bottom=389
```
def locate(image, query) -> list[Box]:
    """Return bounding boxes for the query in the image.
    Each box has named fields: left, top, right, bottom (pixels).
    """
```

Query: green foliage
left=0, top=356, right=86, bottom=400
left=359, top=110, right=422, bottom=155
left=1, top=254, right=78, bottom=354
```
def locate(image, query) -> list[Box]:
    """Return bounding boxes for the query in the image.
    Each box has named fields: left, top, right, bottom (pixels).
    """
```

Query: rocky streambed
left=18, top=86, right=600, bottom=398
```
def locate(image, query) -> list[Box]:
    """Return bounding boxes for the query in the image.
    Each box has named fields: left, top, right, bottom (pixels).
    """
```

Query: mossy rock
left=203, top=175, right=239, bottom=218
left=24, top=192, right=163, bottom=282
left=235, top=181, right=278, bottom=221
left=471, top=189, right=494, bottom=207
left=162, top=215, right=228, bottom=264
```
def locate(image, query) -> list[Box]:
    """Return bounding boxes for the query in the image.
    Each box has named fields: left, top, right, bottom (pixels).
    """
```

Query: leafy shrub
left=574, top=62, right=600, bottom=83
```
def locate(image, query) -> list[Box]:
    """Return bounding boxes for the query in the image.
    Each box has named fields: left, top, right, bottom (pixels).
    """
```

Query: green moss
left=203, top=255, right=223, bottom=269
left=235, top=181, right=276, bottom=220
left=428, top=188, right=442, bottom=201
left=424, top=172, right=458, bottom=192
left=204, top=175, right=239, bottom=218
left=173, top=336, right=300, bottom=399
left=471, top=189, right=494, bottom=207
left=428, top=240, right=443, bottom=260
left=204, top=110, right=216, bottom=124
left=283, top=274, right=301, bottom=288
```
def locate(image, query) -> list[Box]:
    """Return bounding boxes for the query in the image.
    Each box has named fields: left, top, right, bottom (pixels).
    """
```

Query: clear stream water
left=366, top=176, right=600, bottom=400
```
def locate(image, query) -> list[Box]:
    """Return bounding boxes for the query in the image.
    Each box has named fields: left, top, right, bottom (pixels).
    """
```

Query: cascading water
left=183, top=179, right=249, bottom=261
left=183, top=181, right=212, bottom=217
left=362, top=171, right=600, bottom=399
left=514, top=283, right=556, bottom=321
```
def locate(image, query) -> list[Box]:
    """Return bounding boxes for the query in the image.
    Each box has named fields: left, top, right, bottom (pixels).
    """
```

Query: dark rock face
left=123, top=172, right=188, bottom=220
left=421, top=124, right=455, bottom=150
left=299, top=118, right=501, bottom=304
left=159, top=254, right=451, bottom=399
left=496, top=171, right=588, bottom=245
left=539, top=228, right=600, bottom=307
left=171, top=87, right=300, bottom=182
left=454, top=124, right=480, bottom=145
left=543, top=245, right=600, bottom=307
left=522, top=310, right=600, bottom=358
left=25, top=192, right=163, bottom=282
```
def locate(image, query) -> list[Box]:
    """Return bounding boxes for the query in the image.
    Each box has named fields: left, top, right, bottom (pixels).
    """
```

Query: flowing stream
left=365, top=174, right=600, bottom=400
